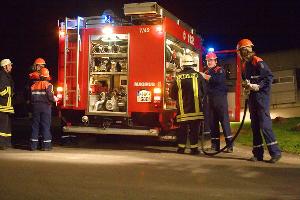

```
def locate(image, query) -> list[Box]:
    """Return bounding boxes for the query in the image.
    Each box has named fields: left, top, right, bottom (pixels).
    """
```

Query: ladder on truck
left=63, top=17, right=84, bottom=107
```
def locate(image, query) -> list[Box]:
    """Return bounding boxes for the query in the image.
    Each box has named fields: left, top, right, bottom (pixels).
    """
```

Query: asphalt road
left=1, top=135, right=300, bottom=200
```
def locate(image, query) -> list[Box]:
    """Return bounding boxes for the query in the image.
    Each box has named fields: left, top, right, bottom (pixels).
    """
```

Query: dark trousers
left=177, top=120, right=201, bottom=149
left=249, top=95, right=281, bottom=158
left=0, top=112, right=12, bottom=148
left=208, top=94, right=233, bottom=150
left=31, top=104, right=52, bottom=149
left=202, top=96, right=211, bottom=133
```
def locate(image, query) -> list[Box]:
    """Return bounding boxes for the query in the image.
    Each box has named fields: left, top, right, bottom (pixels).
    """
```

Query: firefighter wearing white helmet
left=0, top=59, right=14, bottom=150
left=181, top=54, right=195, bottom=67
left=170, top=54, right=206, bottom=155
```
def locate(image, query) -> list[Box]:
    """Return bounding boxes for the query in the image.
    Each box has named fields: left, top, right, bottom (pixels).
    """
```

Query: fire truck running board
left=63, top=126, right=159, bottom=136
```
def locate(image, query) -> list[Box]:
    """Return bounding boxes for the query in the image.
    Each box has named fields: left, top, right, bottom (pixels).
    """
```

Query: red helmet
left=34, top=57, right=46, bottom=65
left=236, top=39, right=254, bottom=50
left=205, top=52, right=217, bottom=60
left=40, top=67, right=50, bottom=78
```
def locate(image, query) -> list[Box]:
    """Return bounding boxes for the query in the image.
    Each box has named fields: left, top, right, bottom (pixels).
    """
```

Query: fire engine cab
left=57, top=2, right=241, bottom=140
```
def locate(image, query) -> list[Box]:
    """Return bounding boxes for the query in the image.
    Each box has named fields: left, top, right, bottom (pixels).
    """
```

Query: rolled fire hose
left=200, top=99, right=248, bottom=156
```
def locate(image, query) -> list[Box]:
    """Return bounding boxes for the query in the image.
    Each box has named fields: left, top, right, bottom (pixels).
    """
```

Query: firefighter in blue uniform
left=0, top=59, right=14, bottom=150
left=200, top=52, right=233, bottom=153
left=25, top=58, right=47, bottom=116
left=237, top=39, right=281, bottom=163
left=170, top=55, right=206, bottom=155
left=30, top=67, right=57, bottom=151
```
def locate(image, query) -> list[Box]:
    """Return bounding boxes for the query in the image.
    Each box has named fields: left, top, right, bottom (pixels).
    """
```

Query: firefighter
left=26, top=58, right=47, bottom=117
left=237, top=39, right=281, bottom=163
left=200, top=52, right=233, bottom=153
left=29, top=57, right=46, bottom=80
left=0, top=59, right=14, bottom=150
left=30, top=67, right=57, bottom=151
left=170, top=54, right=206, bottom=155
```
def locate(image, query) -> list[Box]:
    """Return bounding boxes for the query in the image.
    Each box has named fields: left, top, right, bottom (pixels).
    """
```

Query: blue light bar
left=105, top=15, right=112, bottom=23
left=208, top=48, right=214, bottom=52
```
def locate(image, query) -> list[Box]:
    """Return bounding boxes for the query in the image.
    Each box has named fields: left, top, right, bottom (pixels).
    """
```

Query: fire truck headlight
left=102, top=26, right=113, bottom=35
left=153, top=87, right=161, bottom=94
left=57, top=86, right=63, bottom=92
left=154, top=96, right=161, bottom=101
left=153, top=87, right=162, bottom=105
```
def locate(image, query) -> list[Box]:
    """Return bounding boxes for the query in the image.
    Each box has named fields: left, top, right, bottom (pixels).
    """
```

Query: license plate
left=137, top=89, right=151, bottom=102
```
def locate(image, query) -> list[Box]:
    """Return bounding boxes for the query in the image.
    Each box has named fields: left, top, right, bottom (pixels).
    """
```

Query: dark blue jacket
left=243, top=56, right=273, bottom=109
left=205, top=66, right=228, bottom=96
left=243, top=56, right=273, bottom=95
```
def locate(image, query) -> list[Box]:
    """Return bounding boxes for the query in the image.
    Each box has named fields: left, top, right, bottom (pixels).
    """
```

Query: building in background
left=261, top=49, right=300, bottom=108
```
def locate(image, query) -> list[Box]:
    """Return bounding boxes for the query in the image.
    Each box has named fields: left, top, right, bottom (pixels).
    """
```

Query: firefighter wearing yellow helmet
left=0, top=59, right=14, bottom=150
left=170, top=54, right=206, bottom=155
left=237, top=39, right=281, bottom=163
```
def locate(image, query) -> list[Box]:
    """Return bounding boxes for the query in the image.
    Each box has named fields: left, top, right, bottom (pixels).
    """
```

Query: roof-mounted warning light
left=208, top=47, right=215, bottom=52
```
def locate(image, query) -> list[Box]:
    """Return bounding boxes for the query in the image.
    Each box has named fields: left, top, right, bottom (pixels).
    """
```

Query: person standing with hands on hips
left=237, top=39, right=281, bottom=163
left=200, top=52, right=233, bottom=153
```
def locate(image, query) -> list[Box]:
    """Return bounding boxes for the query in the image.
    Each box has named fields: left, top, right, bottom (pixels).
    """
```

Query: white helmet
left=1, top=59, right=13, bottom=67
left=181, top=55, right=195, bottom=67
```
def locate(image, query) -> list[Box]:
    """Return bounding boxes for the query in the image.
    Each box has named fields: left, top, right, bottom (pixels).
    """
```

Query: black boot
left=225, top=146, right=233, bottom=153
left=267, top=154, right=281, bottom=163
left=248, top=156, right=263, bottom=162
left=190, top=148, right=200, bottom=155
left=176, top=148, right=185, bottom=154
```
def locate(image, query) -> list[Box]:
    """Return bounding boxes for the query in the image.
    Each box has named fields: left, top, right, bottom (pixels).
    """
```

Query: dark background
left=1, top=0, right=299, bottom=91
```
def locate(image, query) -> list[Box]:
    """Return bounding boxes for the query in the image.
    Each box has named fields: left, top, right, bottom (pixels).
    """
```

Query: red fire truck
left=57, top=2, right=241, bottom=140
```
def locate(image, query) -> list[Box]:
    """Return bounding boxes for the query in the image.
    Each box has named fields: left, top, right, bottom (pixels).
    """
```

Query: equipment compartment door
left=88, top=34, right=129, bottom=116
left=164, top=35, right=200, bottom=110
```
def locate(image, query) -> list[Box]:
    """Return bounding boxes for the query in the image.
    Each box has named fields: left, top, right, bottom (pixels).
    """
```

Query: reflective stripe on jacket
left=0, top=70, right=14, bottom=113
left=0, top=132, right=12, bottom=137
left=170, top=67, right=205, bottom=122
left=31, top=81, right=55, bottom=104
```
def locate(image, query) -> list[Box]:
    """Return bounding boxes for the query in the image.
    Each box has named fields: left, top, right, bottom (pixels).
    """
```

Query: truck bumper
left=62, top=126, right=159, bottom=136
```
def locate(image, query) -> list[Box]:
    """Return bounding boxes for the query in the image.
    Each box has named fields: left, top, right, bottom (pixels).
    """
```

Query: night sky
left=1, top=0, right=299, bottom=91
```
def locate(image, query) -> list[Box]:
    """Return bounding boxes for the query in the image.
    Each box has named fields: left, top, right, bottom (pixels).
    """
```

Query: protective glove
left=200, top=72, right=211, bottom=80
left=248, top=83, right=260, bottom=91
left=242, top=80, right=250, bottom=88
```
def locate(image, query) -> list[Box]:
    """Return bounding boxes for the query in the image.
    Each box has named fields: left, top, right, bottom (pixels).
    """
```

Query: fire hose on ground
left=200, top=98, right=248, bottom=156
